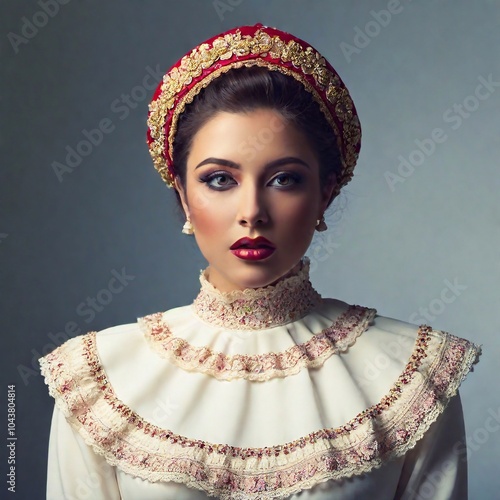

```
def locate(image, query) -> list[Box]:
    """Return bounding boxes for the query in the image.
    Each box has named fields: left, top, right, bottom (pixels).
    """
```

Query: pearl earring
left=182, top=220, right=194, bottom=235
left=315, top=216, right=327, bottom=232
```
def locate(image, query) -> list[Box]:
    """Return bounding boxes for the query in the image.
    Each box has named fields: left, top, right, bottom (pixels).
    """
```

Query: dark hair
left=172, top=65, right=342, bottom=210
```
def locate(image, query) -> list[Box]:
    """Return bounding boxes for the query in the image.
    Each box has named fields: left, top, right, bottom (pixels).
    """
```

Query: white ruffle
left=139, top=298, right=376, bottom=381
left=40, top=308, right=481, bottom=499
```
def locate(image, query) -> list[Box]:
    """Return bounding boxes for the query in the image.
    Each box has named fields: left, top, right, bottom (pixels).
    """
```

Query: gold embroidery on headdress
left=147, top=27, right=361, bottom=191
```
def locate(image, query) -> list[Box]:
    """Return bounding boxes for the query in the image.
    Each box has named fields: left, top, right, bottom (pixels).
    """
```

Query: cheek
left=192, top=211, right=219, bottom=235
left=271, top=203, right=317, bottom=249
left=273, top=196, right=318, bottom=225
left=190, top=210, right=224, bottom=259
left=185, top=181, right=223, bottom=230
left=190, top=198, right=231, bottom=238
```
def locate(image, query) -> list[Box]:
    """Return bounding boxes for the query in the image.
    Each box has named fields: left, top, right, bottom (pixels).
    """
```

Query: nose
left=236, top=182, right=268, bottom=228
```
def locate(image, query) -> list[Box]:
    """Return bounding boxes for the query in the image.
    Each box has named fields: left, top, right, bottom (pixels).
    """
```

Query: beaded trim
left=40, top=326, right=481, bottom=499
left=139, top=305, right=376, bottom=381
left=147, top=24, right=361, bottom=196
left=192, top=259, right=322, bottom=330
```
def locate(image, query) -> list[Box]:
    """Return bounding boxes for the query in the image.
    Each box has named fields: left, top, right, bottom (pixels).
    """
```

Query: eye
left=269, top=172, right=302, bottom=188
left=199, top=171, right=237, bottom=190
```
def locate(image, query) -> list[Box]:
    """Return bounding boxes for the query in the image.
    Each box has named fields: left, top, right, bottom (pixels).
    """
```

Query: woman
left=40, top=24, right=481, bottom=499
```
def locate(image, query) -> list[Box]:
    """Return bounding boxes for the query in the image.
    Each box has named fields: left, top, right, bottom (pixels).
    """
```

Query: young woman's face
left=175, top=108, right=334, bottom=292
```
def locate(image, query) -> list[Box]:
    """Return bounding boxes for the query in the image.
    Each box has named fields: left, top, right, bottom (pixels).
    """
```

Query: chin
left=207, top=252, right=303, bottom=292
left=232, top=260, right=297, bottom=289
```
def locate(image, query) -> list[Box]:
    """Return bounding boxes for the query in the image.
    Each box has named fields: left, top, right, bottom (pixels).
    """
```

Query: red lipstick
left=230, top=237, right=276, bottom=261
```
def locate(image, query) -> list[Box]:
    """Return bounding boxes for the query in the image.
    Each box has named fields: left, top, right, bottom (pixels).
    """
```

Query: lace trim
left=192, top=258, right=322, bottom=330
left=146, top=25, right=361, bottom=193
left=39, top=326, right=481, bottom=499
left=139, top=305, right=376, bottom=381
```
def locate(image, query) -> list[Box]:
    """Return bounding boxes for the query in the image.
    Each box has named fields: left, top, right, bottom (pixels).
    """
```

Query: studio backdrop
left=1, top=1, right=498, bottom=498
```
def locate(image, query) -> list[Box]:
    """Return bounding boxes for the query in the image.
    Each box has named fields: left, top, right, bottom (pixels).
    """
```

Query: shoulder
left=320, top=296, right=482, bottom=396
left=38, top=317, right=150, bottom=415
left=323, top=296, right=481, bottom=353
left=40, top=310, right=174, bottom=358
left=39, top=320, right=140, bottom=363
left=367, top=307, right=482, bottom=367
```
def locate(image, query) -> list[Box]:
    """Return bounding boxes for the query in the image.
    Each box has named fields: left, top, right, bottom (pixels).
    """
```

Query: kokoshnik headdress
left=147, top=23, right=361, bottom=194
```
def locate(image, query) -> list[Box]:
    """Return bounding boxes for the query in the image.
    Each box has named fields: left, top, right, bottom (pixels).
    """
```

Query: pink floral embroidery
left=192, top=257, right=322, bottom=330
left=138, top=257, right=378, bottom=381
left=39, top=326, right=481, bottom=499
left=140, top=305, right=376, bottom=381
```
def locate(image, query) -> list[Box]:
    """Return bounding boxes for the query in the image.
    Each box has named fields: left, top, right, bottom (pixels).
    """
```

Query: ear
left=174, top=176, right=190, bottom=219
left=319, top=174, right=338, bottom=216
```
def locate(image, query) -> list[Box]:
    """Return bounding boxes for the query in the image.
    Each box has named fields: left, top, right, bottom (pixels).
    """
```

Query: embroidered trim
left=192, top=257, right=321, bottom=330
left=147, top=25, right=361, bottom=196
left=40, top=326, right=481, bottom=499
left=139, top=305, right=376, bottom=381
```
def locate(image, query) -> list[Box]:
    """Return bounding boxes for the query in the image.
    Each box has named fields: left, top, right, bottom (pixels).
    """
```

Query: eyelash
left=199, top=171, right=303, bottom=191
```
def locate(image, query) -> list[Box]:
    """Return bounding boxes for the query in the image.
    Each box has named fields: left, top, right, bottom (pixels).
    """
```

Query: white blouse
left=40, top=258, right=481, bottom=499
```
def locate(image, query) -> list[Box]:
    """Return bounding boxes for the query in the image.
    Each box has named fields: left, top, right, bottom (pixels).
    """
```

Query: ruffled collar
left=192, top=257, right=322, bottom=330
left=40, top=323, right=481, bottom=499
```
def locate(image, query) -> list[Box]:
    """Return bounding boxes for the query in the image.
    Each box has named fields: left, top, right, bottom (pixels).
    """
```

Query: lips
left=230, top=237, right=276, bottom=262
left=230, top=236, right=276, bottom=250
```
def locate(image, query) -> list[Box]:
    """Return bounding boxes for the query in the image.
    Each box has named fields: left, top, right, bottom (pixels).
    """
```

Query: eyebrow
left=194, top=156, right=310, bottom=170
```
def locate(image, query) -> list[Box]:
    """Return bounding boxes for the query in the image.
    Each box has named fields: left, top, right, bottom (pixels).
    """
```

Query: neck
left=206, top=260, right=303, bottom=293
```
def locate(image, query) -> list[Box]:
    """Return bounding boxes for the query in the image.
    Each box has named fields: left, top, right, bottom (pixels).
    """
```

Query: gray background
left=1, top=0, right=498, bottom=498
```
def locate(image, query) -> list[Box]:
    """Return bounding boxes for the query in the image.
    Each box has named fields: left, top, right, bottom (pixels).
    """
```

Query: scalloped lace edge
left=139, top=306, right=376, bottom=381
left=39, top=327, right=481, bottom=499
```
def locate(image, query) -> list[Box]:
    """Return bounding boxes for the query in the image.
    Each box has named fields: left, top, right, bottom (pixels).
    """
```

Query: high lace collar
left=192, top=257, right=322, bottom=330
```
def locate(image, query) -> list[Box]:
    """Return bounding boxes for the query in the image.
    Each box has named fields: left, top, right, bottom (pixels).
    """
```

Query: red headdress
left=147, top=23, right=361, bottom=193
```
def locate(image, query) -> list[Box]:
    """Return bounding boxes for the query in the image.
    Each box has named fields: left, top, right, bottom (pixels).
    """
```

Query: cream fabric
left=47, top=395, right=467, bottom=499
left=42, top=262, right=479, bottom=499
